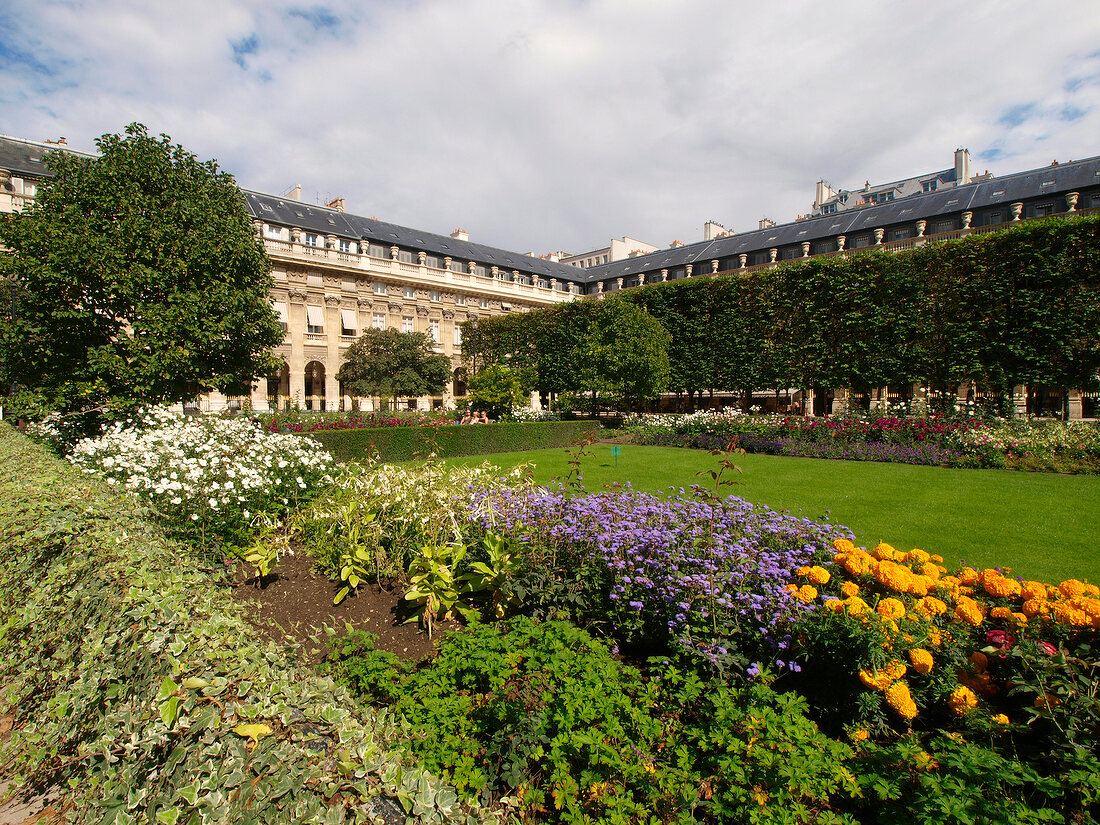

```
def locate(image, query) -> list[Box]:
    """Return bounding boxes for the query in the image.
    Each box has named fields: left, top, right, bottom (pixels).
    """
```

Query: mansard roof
left=0, top=134, right=93, bottom=178
left=583, top=154, right=1100, bottom=281
left=244, top=190, right=587, bottom=283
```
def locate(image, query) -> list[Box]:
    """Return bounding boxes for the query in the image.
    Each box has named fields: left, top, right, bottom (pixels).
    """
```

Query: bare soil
left=230, top=550, right=441, bottom=662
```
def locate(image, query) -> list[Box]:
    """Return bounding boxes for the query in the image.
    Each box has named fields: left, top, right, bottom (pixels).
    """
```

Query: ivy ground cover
left=445, top=445, right=1100, bottom=584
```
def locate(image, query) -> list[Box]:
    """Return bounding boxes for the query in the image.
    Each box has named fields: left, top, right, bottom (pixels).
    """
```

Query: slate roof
left=583, top=155, right=1100, bottom=282
left=244, top=190, right=587, bottom=283
left=0, top=134, right=94, bottom=178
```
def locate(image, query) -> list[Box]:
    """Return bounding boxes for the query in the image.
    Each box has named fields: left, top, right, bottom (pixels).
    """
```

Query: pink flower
left=986, top=629, right=1015, bottom=651
left=1037, top=640, right=1058, bottom=656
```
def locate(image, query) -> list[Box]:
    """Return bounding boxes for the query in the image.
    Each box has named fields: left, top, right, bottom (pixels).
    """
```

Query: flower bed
left=624, top=410, right=1100, bottom=471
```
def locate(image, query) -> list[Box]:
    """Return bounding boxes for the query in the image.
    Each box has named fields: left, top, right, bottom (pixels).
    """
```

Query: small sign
left=610, top=444, right=622, bottom=468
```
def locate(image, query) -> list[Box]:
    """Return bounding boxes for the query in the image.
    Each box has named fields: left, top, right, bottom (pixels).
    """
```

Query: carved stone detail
left=417, top=306, right=430, bottom=317
left=356, top=298, right=373, bottom=308
left=323, top=294, right=341, bottom=306
left=288, top=289, right=308, bottom=301
left=442, top=309, right=455, bottom=320
left=388, top=302, right=402, bottom=315
left=873, top=228, right=884, bottom=245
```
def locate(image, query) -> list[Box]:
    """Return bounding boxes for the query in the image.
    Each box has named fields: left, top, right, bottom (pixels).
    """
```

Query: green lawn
left=446, top=445, right=1100, bottom=584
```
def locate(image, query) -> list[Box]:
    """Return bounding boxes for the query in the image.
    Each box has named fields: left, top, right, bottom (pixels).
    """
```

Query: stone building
left=2, top=132, right=1099, bottom=415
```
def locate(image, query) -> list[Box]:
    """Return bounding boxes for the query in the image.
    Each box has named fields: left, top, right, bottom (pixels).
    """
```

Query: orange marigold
left=1059, top=579, right=1087, bottom=599
left=909, top=648, right=933, bottom=674
left=875, top=561, right=914, bottom=593
left=885, top=680, right=918, bottom=720
left=954, top=598, right=985, bottom=627
left=906, top=549, right=931, bottom=564
left=1021, top=598, right=1047, bottom=618
left=931, top=554, right=944, bottom=564
left=915, top=596, right=948, bottom=618
left=859, top=660, right=907, bottom=690
left=877, top=597, right=907, bottom=621
left=833, top=538, right=856, bottom=554
left=807, top=565, right=831, bottom=586
left=844, top=596, right=870, bottom=616
left=796, top=584, right=818, bottom=603
left=1071, top=596, right=1100, bottom=618
left=796, top=566, right=811, bottom=577
left=948, top=685, right=979, bottom=715
left=968, top=651, right=989, bottom=673
left=1021, top=581, right=1047, bottom=602
left=840, top=581, right=861, bottom=598
left=958, top=567, right=980, bottom=586
left=991, top=713, right=1010, bottom=726
left=1085, top=583, right=1100, bottom=598
left=984, top=576, right=1022, bottom=599
left=1050, top=601, right=1091, bottom=627
left=873, top=542, right=899, bottom=561
left=920, top=562, right=941, bottom=581
left=989, top=606, right=1013, bottom=620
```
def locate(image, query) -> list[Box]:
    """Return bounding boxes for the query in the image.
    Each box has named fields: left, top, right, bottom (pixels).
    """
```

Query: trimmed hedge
left=0, top=425, right=496, bottom=825
left=306, top=420, right=601, bottom=463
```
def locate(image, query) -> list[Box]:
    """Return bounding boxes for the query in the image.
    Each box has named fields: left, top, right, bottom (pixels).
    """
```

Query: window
left=479, top=298, right=489, bottom=309
left=373, top=282, right=387, bottom=295
left=455, top=295, right=466, bottom=306
left=921, top=180, right=938, bottom=193
left=306, top=305, right=325, bottom=334
left=429, top=319, right=440, bottom=344
left=1032, top=202, right=1054, bottom=218
left=338, top=239, right=354, bottom=253
left=398, top=249, right=414, bottom=263
left=429, top=290, right=441, bottom=302
left=372, top=313, right=386, bottom=330
left=892, top=228, right=912, bottom=241
left=367, top=243, right=388, bottom=258
left=264, top=224, right=288, bottom=240
left=453, top=325, right=462, bottom=346
left=304, top=233, right=320, bottom=247
left=403, top=286, right=415, bottom=298
left=273, top=301, right=288, bottom=332
left=402, top=317, right=414, bottom=334
left=341, top=309, right=358, bottom=337
left=988, top=211, right=1004, bottom=225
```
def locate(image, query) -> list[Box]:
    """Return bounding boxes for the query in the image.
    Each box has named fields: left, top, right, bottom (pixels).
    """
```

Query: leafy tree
left=582, top=297, right=671, bottom=411
left=0, top=123, right=283, bottom=417
left=466, top=363, right=527, bottom=419
left=336, top=328, right=450, bottom=408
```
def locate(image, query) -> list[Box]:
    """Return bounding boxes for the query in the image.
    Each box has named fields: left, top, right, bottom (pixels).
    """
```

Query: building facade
left=3, top=133, right=1099, bottom=415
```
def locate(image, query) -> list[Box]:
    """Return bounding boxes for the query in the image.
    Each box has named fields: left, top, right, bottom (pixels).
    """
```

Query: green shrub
left=0, top=425, right=495, bottom=825
left=307, top=420, right=600, bottom=463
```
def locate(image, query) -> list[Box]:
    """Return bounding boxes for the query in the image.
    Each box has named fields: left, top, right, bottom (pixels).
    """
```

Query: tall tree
left=582, top=297, right=671, bottom=411
left=0, top=124, right=283, bottom=416
left=336, top=328, right=450, bottom=408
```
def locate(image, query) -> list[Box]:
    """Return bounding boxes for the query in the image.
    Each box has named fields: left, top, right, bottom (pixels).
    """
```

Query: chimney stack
left=450, top=228, right=469, bottom=242
left=955, top=148, right=973, bottom=185
left=325, top=196, right=346, bottom=211
left=758, top=217, right=776, bottom=230
left=287, top=184, right=302, bottom=201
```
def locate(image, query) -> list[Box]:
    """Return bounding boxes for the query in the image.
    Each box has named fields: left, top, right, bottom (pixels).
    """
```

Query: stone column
left=961, top=211, right=973, bottom=230
left=1013, top=385, right=1028, bottom=418
left=873, top=228, right=884, bottom=245
left=832, top=388, right=849, bottom=416
left=249, top=380, right=269, bottom=412
left=287, top=289, right=307, bottom=405
left=1068, top=389, right=1083, bottom=420
left=1066, top=192, right=1080, bottom=212
left=325, top=295, right=342, bottom=410
left=1010, top=202, right=1023, bottom=222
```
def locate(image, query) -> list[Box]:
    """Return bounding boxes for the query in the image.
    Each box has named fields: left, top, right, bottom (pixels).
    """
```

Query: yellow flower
left=1059, top=579, right=1087, bottom=598
left=796, top=584, right=818, bottom=603
left=833, top=538, right=856, bottom=554
left=958, top=567, right=980, bottom=586
left=859, top=660, right=907, bottom=690
left=852, top=729, right=870, bottom=742
left=807, top=565, right=831, bottom=586
left=1021, top=580, right=1047, bottom=602
left=954, top=597, right=985, bottom=627
left=873, top=542, right=898, bottom=561
left=906, top=549, right=931, bottom=564
left=919, top=562, right=941, bottom=581
left=1050, top=601, right=1090, bottom=627
left=983, top=575, right=1021, bottom=599
left=948, top=686, right=979, bottom=715
left=875, top=561, right=914, bottom=593
left=991, top=714, right=1010, bottom=726
left=840, top=581, right=861, bottom=598
left=909, top=648, right=933, bottom=674
left=930, top=554, right=944, bottom=564
left=877, top=598, right=906, bottom=621
left=796, top=566, right=812, bottom=577
left=844, top=596, right=870, bottom=616
left=885, top=680, right=918, bottom=720
left=914, top=596, right=948, bottom=618
left=1021, top=598, right=1047, bottom=618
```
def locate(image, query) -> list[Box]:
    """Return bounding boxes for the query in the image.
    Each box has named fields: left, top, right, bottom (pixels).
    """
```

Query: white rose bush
left=68, top=407, right=333, bottom=544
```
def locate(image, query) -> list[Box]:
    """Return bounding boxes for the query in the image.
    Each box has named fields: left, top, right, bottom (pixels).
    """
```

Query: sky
left=3, top=1, right=1100, bottom=256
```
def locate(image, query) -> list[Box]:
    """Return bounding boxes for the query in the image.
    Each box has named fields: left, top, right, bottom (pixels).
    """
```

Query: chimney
left=325, top=196, right=346, bottom=211
left=814, top=180, right=835, bottom=210
left=758, top=217, right=776, bottom=230
left=450, top=228, right=469, bottom=242
left=955, top=148, right=973, bottom=185
left=287, top=184, right=302, bottom=201
left=703, top=220, right=726, bottom=241
left=670, top=239, right=684, bottom=248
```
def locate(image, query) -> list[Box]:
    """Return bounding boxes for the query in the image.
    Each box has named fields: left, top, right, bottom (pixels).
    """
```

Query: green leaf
left=160, top=695, right=180, bottom=728
left=158, top=676, right=179, bottom=702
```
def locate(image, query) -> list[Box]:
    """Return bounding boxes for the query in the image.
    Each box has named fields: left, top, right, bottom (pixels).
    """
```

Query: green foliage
left=333, top=510, right=379, bottom=604
left=0, top=424, right=497, bottom=825
left=307, top=420, right=600, bottom=463
left=467, top=216, right=1100, bottom=410
left=0, top=124, right=283, bottom=417
left=580, top=297, right=671, bottom=411
left=336, top=327, right=451, bottom=407
left=466, top=363, right=528, bottom=419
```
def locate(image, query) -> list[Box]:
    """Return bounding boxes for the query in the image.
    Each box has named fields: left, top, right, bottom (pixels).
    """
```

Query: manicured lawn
left=447, top=445, right=1100, bottom=584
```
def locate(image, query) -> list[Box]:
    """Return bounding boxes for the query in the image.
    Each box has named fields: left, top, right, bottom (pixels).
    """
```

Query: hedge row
left=307, top=420, right=601, bottom=463
left=463, top=215, right=1100, bottom=407
left=0, top=426, right=495, bottom=825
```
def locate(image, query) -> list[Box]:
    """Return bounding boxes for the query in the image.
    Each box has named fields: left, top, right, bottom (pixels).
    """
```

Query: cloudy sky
left=3, top=1, right=1100, bottom=255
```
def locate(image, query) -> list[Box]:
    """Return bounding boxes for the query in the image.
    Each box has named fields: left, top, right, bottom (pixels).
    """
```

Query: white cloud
left=3, top=0, right=1100, bottom=254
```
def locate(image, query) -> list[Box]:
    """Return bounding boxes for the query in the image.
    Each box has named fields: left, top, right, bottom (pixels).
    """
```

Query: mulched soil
left=231, top=550, right=442, bottom=662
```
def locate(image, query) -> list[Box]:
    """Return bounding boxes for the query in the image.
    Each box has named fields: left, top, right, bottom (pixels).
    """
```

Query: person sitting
left=478, top=411, right=490, bottom=424
left=459, top=410, right=474, bottom=425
